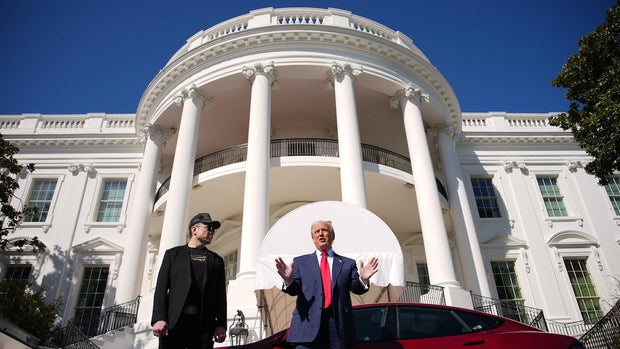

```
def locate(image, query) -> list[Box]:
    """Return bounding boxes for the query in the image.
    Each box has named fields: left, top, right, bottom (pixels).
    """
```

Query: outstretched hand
left=275, top=257, right=294, bottom=285
left=359, top=257, right=379, bottom=284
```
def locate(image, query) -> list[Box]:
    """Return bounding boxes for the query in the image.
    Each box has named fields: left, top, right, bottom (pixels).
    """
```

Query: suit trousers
left=294, top=307, right=347, bottom=349
left=158, top=313, right=214, bottom=349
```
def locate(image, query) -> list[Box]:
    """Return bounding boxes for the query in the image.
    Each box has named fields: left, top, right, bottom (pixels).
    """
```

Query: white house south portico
left=2, top=6, right=618, bottom=349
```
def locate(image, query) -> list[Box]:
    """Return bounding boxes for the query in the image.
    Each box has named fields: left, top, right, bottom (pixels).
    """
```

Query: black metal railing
left=398, top=281, right=445, bottom=305
left=52, top=296, right=140, bottom=348
left=471, top=294, right=547, bottom=331
left=545, top=319, right=592, bottom=337
left=579, top=298, right=620, bottom=349
left=60, top=321, right=99, bottom=349
left=155, top=138, right=448, bottom=202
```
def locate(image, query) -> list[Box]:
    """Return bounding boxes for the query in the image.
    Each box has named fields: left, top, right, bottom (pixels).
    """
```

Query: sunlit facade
left=1, top=7, right=619, bottom=348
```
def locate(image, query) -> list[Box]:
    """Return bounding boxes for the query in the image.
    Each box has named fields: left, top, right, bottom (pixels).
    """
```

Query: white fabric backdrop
left=255, top=201, right=405, bottom=334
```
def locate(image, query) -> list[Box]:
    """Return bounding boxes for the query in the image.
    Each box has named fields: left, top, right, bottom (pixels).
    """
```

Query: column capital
left=326, top=62, right=363, bottom=90
left=329, top=62, right=363, bottom=78
left=389, top=86, right=430, bottom=109
left=173, top=85, right=213, bottom=108
left=242, top=62, right=276, bottom=83
left=429, top=123, right=457, bottom=138
left=141, top=123, right=176, bottom=144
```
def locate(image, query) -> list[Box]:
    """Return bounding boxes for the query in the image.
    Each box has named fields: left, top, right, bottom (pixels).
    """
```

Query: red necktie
left=320, top=251, right=331, bottom=308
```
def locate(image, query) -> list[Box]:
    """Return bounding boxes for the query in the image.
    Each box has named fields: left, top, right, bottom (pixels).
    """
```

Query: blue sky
left=0, top=0, right=613, bottom=114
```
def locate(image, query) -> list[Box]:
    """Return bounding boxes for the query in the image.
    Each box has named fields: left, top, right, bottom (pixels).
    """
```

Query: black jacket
left=151, top=245, right=227, bottom=333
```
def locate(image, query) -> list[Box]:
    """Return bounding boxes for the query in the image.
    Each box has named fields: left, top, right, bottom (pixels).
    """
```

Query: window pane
left=24, top=179, right=57, bottom=222
left=96, top=179, right=127, bottom=222
left=224, top=250, right=238, bottom=284
left=537, top=177, right=568, bottom=217
left=74, top=266, right=109, bottom=336
left=354, top=306, right=391, bottom=342
left=491, top=261, right=527, bottom=322
left=604, top=176, right=620, bottom=215
left=564, top=258, right=603, bottom=324
left=4, top=265, right=32, bottom=281
left=471, top=177, right=501, bottom=218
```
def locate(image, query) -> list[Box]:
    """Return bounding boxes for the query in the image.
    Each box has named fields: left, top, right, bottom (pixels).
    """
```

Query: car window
left=354, top=306, right=397, bottom=342
left=397, top=306, right=470, bottom=339
left=453, top=309, right=504, bottom=331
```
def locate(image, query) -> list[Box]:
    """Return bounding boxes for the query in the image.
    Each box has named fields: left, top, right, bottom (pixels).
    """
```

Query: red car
left=225, top=303, right=584, bottom=349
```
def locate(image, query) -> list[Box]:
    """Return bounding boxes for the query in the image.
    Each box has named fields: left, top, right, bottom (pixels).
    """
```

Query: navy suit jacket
left=283, top=250, right=368, bottom=345
left=151, top=245, right=227, bottom=334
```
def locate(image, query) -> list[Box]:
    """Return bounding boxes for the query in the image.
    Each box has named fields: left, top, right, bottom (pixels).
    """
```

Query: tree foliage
left=0, top=280, right=62, bottom=343
left=550, top=1, right=620, bottom=185
left=0, top=133, right=45, bottom=251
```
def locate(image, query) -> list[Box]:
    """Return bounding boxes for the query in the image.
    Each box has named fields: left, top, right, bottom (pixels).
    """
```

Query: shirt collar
left=316, top=249, right=334, bottom=258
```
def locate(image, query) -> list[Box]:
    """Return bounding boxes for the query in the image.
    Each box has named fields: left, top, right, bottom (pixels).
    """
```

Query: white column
left=435, top=127, right=493, bottom=297
left=157, top=87, right=207, bottom=262
left=395, top=87, right=460, bottom=288
left=330, top=63, right=367, bottom=208
left=116, top=125, right=171, bottom=303
left=237, top=63, right=274, bottom=279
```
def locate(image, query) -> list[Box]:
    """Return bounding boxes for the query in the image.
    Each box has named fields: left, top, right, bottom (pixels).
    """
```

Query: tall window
left=491, top=261, right=526, bottom=322
left=223, top=250, right=238, bottom=284
left=416, top=262, right=430, bottom=295
left=24, top=179, right=57, bottom=222
left=604, top=176, right=620, bottom=215
left=471, top=177, right=501, bottom=218
left=74, top=266, right=109, bottom=336
left=3, top=265, right=32, bottom=281
left=564, top=258, right=603, bottom=324
left=537, top=176, right=568, bottom=217
left=96, top=179, right=127, bottom=222
left=416, top=263, right=430, bottom=285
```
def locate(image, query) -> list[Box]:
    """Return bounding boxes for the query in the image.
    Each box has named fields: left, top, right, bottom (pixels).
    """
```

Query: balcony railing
left=471, top=294, right=547, bottom=331
left=49, top=296, right=141, bottom=348
left=155, top=138, right=448, bottom=202
left=398, top=281, right=445, bottom=305
left=579, top=298, right=620, bottom=349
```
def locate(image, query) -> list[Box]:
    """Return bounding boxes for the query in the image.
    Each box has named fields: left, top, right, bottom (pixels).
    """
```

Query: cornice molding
left=137, top=25, right=460, bottom=135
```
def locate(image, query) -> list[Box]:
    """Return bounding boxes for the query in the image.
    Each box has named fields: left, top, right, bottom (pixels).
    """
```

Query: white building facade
left=1, top=7, right=619, bottom=348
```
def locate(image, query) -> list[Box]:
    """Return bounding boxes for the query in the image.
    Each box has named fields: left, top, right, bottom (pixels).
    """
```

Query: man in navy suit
left=275, top=220, right=379, bottom=349
left=152, top=213, right=227, bottom=349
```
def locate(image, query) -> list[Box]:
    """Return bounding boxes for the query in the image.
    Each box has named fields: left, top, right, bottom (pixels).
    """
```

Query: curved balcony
left=154, top=138, right=447, bottom=203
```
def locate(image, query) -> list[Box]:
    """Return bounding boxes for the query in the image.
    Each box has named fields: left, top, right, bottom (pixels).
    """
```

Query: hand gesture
left=152, top=320, right=169, bottom=337
left=213, top=326, right=226, bottom=343
left=275, top=257, right=294, bottom=285
left=359, top=257, right=379, bottom=284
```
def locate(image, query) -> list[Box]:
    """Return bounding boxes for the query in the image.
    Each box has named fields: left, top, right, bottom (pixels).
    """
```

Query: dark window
left=24, top=179, right=57, bottom=222
left=564, top=258, right=603, bottom=324
left=4, top=265, right=32, bottom=281
left=604, top=176, right=620, bottom=215
left=74, top=266, right=109, bottom=336
left=453, top=309, right=504, bottom=331
left=537, top=176, right=568, bottom=217
left=354, top=306, right=396, bottom=342
left=397, top=306, right=467, bottom=338
left=96, top=179, right=127, bottom=222
left=471, top=177, right=501, bottom=218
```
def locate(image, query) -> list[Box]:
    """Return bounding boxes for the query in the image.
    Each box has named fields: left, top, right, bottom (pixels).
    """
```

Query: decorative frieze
left=502, top=160, right=526, bottom=173
left=68, top=164, right=96, bottom=175
left=566, top=160, right=582, bottom=172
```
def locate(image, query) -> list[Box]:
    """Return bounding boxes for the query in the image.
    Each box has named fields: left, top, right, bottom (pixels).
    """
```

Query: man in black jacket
left=152, top=213, right=227, bottom=349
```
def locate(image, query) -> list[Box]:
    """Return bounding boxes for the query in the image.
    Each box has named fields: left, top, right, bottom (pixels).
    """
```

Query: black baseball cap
left=189, top=213, right=221, bottom=230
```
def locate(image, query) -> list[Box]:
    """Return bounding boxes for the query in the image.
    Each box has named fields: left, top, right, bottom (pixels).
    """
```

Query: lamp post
left=228, top=309, right=248, bottom=346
